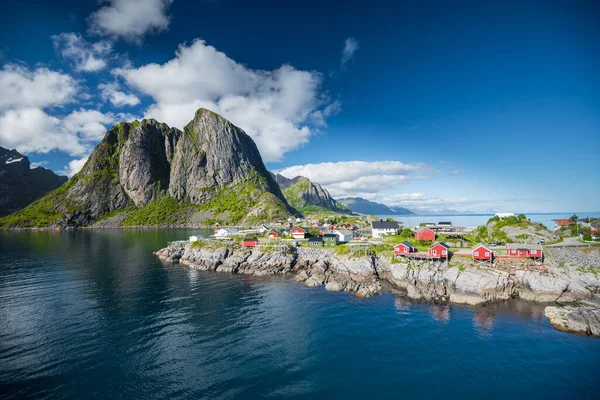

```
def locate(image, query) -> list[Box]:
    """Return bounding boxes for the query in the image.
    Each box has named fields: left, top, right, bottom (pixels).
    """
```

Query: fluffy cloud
left=0, top=64, right=118, bottom=156
left=98, top=82, right=140, bottom=106
left=88, top=0, right=173, bottom=44
left=60, top=155, right=89, bottom=177
left=0, top=64, right=78, bottom=110
left=118, top=39, right=336, bottom=161
left=341, top=37, right=359, bottom=67
left=278, top=161, right=432, bottom=197
left=52, top=33, right=112, bottom=72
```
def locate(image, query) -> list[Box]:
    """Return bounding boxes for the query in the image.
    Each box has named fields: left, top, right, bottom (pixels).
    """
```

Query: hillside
left=337, top=197, right=414, bottom=215
left=271, top=173, right=350, bottom=214
left=0, top=147, right=67, bottom=216
left=472, top=214, right=560, bottom=243
left=0, top=108, right=294, bottom=229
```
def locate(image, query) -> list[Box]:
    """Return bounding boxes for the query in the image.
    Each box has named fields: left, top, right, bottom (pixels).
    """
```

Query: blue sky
left=0, top=0, right=598, bottom=213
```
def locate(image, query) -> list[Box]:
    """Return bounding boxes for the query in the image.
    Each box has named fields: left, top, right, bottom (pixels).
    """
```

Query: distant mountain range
left=270, top=173, right=349, bottom=214
left=0, top=146, right=67, bottom=216
left=336, top=197, right=414, bottom=215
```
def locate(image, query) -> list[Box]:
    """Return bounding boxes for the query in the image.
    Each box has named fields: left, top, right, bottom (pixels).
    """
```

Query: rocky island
left=156, top=240, right=600, bottom=337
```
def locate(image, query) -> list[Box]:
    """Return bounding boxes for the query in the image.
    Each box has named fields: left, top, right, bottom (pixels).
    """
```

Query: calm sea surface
left=377, top=212, right=600, bottom=229
left=1, top=229, right=599, bottom=399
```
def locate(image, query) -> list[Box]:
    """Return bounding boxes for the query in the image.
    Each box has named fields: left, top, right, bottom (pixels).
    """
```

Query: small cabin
left=506, top=243, right=543, bottom=259
left=308, top=237, right=323, bottom=246
left=268, top=231, right=279, bottom=238
left=242, top=238, right=258, bottom=248
left=415, top=227, right=435, bottom=242
left=291, top=227, right=306, bottom=239
left=323, top=234, right=338, bottom=247
left=394, top=241, right=414, bottom=255
left=472, top=244, right=493, bottom=261
left=428, top=242, right=450, bottom=259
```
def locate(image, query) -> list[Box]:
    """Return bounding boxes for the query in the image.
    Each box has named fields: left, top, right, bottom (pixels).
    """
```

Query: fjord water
left=1, top=230, right=599, bottom=399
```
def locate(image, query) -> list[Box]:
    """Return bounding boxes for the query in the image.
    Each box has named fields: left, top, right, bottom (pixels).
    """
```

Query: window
left=442, top=250, right=447, bottom=255
left=474, top=251, right=479, bottom=256
left=432, top=250, right=437, bottom=255
left=485, top=252, right=490, bottom=256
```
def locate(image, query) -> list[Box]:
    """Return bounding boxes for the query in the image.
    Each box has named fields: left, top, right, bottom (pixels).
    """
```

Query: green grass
left=122, top=197, right=193, bottom=226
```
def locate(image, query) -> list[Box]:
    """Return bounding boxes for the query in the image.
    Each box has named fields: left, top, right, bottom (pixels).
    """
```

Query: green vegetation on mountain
left=274, top=174, right=349, bottom=214
left=471, top=214, right=559, bottom=244
left=0, top=109, right=293, bottom=229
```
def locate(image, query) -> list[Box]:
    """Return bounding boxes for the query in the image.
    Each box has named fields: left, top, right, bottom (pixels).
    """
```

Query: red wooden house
left=242, top=238, right=258, bottom=248
left=556, top=219, right=573, bottom=227
left=506, top=243, right=543, bottom=259
left=472, top=244, right=493, bottom=261
left=291, top=227, right=306, bottom=239
left=428, top=242, right=450, bottom=259
left=415, top=227, right=435, bottom=241
left=268, top=231, right=279, bottom=238
left=394, top=241, right=414, bottom=255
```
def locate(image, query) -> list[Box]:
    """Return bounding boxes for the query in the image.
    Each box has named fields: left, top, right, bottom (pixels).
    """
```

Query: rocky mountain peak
left=0, top=146, right=67, bottom=216
left=1, top=108, right=293, bottom=228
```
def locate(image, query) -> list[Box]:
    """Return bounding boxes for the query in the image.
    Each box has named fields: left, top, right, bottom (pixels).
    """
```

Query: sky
left=0, top=0, right=598, bottom=213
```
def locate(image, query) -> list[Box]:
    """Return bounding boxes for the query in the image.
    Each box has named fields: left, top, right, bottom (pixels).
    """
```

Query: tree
left=308, top=228, right=320, bottom=237
left=401, top=228, right=413, bottom=237
left=569, top=214, right=579, bottom=223
left=517, top=214, right=526, bottom=220
left=386, top=217, right=395, bottom=222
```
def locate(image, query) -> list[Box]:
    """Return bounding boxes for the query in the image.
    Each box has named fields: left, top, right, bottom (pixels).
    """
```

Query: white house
left=214, top=227, right=238, bottom=239
left=333, top=229, right=354, bottom=243
left=371, top=221, right=399, bottom=238
left=495, top=212, right=515, bottom=219
left=258, top=224, right=269, bottom=234
left=189, top=235, right=199, bottom=242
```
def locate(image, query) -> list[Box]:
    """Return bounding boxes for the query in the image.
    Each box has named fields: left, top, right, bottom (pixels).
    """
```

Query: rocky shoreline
left=155, top=243, right=600, bottom=337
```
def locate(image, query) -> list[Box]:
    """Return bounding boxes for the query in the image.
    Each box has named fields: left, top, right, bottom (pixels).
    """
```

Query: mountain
left=337, top=197, right=414, bottom=215
left=0, top=108, right=294, bottom=228
left=270, top=173, right=350, bottom=214
left=0, top=147, right=67, bottom=216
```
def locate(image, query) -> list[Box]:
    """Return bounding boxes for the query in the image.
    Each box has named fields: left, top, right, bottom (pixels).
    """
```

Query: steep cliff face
left=0, top=109, right=293, bottom=228
left=0, top=147, right=67, bottom=216
left=271, top=173, right=349, bottom=214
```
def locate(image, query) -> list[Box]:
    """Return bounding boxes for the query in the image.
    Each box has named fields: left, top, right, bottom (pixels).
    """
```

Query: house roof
left=431, top=242, right=450, bottom=249
left=472, top=243, right=491, bottom=252
left=395, top=241, right=413, bottom=248
left=415, top=226, right=433, bottom=233
left=323, top=234, right=337, bottom=238
left=506, top=243, right=542, bottom=250
left=308, top=237, right=323, bottom=242
left=292, top=226, right=306, bottom=231
left=335, top=229, right=354, bottom=236
left=372, top=221, right=399, bottom=229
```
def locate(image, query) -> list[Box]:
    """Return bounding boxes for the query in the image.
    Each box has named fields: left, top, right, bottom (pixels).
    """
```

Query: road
left=545, top=237, right=587, bottom=247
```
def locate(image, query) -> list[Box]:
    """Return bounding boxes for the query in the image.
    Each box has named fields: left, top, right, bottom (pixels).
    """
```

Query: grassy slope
left=281, top=178, right=349, bottom=214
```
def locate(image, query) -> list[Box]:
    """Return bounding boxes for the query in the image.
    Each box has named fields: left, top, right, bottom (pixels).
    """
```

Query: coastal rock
left=544, top=305, right=600, bottom=337
left=386, top=261, right=515, bottom=305
left=515, top=270, right=592, bottom=302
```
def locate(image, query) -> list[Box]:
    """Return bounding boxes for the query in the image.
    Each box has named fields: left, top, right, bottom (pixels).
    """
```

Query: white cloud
left=278, top=161, right=432, bottom=197
left=0, top=64, right=118, bottom=156
left=52, top=33, right=112, bottom=72
left=98, top=82, right=140, bottom=106
left=118, top=39, right=335, bottom=162
left=0, top=107, right=116, bottom=156
left=0, top=64, right=78, bottom=110
left=30, top=161, right=49, bottom=168
left=88, top=0, right=173, bottom=44
left=60, top=155, right=89, bottom=177
left=341, top=37, right=359, bottom=67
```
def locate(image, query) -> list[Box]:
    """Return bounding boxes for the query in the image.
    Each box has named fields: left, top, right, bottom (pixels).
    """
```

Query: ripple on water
left=1, top=230, right=600, bottom=399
